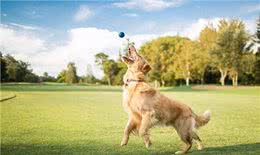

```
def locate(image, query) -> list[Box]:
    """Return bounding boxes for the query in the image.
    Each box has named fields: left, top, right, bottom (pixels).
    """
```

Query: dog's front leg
left=121, top=118, right=135, bottom=146
left=139, top=112, right=152, bottom=148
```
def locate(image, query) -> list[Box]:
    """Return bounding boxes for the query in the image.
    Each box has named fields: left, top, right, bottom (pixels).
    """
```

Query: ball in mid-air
left=119, top=32, right=125, bottom=38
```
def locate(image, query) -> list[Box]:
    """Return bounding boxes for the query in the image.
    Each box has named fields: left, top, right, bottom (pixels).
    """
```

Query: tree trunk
left=107, top=77, right=111, bottom=86
left=161, top=80, right=165, bottom=87
left=201, top=70, right=205, bottom=85
left=219, top=68, right=227, bottom=86
left=186, top=77, right=190, bottom=86
left=232, top=76, right=235, bottom=86
left=235, top=74, right=238, bottom=86
left=154, top=80, right=158, bottom=88
left=232, top=72, right=238, bottom=87
left=220, top=76, right=225, bottom=86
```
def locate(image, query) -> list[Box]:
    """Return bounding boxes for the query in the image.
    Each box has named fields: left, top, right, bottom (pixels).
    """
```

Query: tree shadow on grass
left=2, top=143, right=259, bottom=155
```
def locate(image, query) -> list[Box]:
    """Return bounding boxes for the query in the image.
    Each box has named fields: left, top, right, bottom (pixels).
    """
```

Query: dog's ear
left=142, top=63, right=151, bottom=73
left=122, top=56, right=134, bottom=65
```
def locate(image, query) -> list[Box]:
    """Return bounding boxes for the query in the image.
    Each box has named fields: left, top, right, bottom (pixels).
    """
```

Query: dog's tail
left=194, top=110, right=211, bottom=128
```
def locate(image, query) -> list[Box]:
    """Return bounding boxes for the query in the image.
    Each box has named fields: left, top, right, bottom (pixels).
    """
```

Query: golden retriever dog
left=120, top=44, right=211, bottom=154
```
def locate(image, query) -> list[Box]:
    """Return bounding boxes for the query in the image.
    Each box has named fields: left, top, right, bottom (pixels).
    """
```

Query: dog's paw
left=145, top=141, right=152, bottom=149
left=120, top=141, right=127, bottom=146
left=197, top=144, right=203, bottom=150
left=175, top=151, right=184, bottom=155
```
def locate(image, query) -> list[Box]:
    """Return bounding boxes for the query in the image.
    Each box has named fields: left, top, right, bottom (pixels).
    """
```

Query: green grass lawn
left=1, top=84, right=260, bottom=155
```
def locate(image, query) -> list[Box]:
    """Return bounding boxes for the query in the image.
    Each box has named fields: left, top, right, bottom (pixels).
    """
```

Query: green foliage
left=57, top=70, right=66, bottom=83
left=0, top=53, right=39, bottom=82
left=0, top=52, right=9, bottom=82
left=112, top=61, right=127, bottom=85
left=81, top=75, right=98, bottom=84
left=24, top=72, right=39, bottom=83
left=139, top=36, right=185, bottom=86
left=40, top=72, right=56, bottom=82
left=65, top=62, right=78, bottom=84
left=95, top=52, right=126, bottom=85
left=251, top=17, right=260, bottom=83
left=211, top=19, right=249, bottom=86
left=198, top=26, right=218, bottom=83
left=172, top=39, right=202, bottom=86
left=139, top=36, right=210, bottom=86
left=246, top=16, right=260, bottom=54
left=79, top=64, right=99, bottom=84
left=254, top=53, right=260, bottom=83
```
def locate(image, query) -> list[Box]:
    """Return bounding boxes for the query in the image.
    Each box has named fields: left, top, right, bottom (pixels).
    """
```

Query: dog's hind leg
left=191, top=131, right=203, bottom=150
left=175, top=133, right=192, bottom=155
left=139, top=112, right=152, bottom=148
left=175, top=118, right=193, bottom=154
left=190, top=118, right=203, bottom=150
left=121, top=119, right=136, bottom=146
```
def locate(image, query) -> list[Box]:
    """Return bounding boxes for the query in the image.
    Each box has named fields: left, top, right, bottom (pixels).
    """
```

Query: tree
left=43, top=72, right=48, bottom=77
left=4, top=54, right=32, bottom=82
left=245, top=16, right=260, bottom=54
left=0, top=52, right=8, bottom=82
left=41, top=72, right=56, bottom=82
left=212, top=19, right=249, bottom=86
left=0, top=53, right=40, bottom=82
left=239, top=53, right=256, bottom=85
left=4, top=54, right=19, bottom=81
left=245, top=16, right=260, bottom=84
left=211, top=21, right=230, bottom=86
left=95, top=52, right=117, bottom=85
left=86, top=64, right=93, bottom=77
left=82, top=64, right=99, bottom=84
left=172, top=39, right=201, bottom=86
left=198, top=25, right=218, bottom=84
left=24, top=72, right=39, bottom=82
left=57, top=70, right=66, bottom=83
left=140, top=36, right=183, bottom=86
left=228, top=20, right=249, bottom=86
left=112, top=60, right=127, bottom=85
left=65, top=62, right=78, bottom=84
left=95, top=53, right=109, bottom=66
left=253, top=53, right=260, bottom=84
left=105, top=59, right=119, bottom=85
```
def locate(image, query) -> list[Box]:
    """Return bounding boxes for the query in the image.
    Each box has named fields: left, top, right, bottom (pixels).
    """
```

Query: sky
left=0, top=0, right=259, bottom=78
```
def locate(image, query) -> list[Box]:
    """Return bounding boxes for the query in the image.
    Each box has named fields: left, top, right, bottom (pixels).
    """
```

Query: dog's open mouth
left=123, top=55, right=135, bottom=61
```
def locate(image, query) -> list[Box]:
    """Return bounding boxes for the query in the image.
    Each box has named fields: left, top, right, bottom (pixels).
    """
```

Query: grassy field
left=1, top=84, right=260, bottom=155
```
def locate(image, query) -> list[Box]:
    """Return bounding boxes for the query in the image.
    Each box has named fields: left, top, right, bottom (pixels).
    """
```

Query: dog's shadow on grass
left=187, top=143, right=260, bottom=155
left=147, top=143, right=260, bottom=155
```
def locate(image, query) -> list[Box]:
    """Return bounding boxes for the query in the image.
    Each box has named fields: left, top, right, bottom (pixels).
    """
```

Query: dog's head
left=122, top=45, right=151, bottom=81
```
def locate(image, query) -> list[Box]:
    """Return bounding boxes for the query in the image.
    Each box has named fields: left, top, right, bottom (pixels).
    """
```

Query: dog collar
left=124, top=79, right=144, bottom=87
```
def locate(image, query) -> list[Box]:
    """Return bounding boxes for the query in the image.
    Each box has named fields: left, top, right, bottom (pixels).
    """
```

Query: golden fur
left=120, top=45, right=211, bottom=154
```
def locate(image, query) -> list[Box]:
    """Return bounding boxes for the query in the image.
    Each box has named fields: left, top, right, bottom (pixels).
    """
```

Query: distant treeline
left=1, top=53, right=40, bottom=83
left=95, top=18, right=260, bottom=86
left=0, top=54, right=101, bottom=84
left=1, top=18, right=259, bottom=86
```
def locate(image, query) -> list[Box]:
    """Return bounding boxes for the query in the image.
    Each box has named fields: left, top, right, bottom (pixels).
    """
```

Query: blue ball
left=119, top=32, right=125, bottom=38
